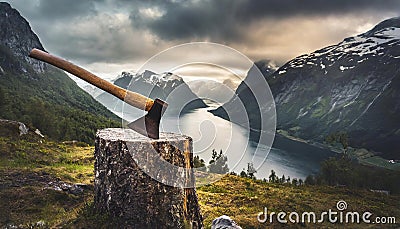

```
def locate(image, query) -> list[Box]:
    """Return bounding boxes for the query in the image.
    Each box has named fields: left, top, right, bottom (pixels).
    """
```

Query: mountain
left=212, top=17, right=400, bottom=159
left=187, top=79, right=237, bottom=104
left=96, top=71, right=207, bottom=116
left=0, top=2, right=119, bottom=144
left=210, top=60, right=278, bottom=130
left=83, top=85, right=103, bottom=98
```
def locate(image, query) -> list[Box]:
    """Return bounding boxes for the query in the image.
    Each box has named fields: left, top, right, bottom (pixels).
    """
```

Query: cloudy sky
left=5, top=0, right=400, bottom=81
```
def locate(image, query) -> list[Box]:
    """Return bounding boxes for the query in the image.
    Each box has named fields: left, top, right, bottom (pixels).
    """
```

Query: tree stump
left=94, top=128, right=203, bottom=228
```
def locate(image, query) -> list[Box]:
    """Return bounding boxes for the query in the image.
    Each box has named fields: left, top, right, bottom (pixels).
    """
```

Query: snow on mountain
left=138, top=71, right=183, bottom=88
left=95, top=70, right=207, bottom=116
left=280, top=19, right=400, bottom=74
left=212, top=17, right=400, bottom=159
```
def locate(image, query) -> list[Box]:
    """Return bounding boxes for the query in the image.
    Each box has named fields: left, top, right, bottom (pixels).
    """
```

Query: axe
left=29, top=48, right=168, bottom=139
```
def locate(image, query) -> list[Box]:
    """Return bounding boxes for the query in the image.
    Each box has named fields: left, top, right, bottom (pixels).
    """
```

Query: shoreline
left=276, top=129, right=342, bottom=153
left=276, top=129, right=400, bottom=171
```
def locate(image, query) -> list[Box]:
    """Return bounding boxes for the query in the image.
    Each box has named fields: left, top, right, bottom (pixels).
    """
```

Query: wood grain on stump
left=94, top=128, right=203, bottom=228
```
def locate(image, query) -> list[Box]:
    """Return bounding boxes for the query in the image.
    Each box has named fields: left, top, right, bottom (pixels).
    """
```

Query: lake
left=121, top=103, right=336, bottom=180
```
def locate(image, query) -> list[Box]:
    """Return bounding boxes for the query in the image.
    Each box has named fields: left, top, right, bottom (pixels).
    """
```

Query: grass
left=0, top=137, right=94, bottom=184
left=0, top=136, right=94, bottom=227
left=0, top=136, right=399, bottom=228
left=350, top=148, right=400, bottom=171
left=0, top=185, right=90, bottom=227
left=197, top=175, right=400, bottom=228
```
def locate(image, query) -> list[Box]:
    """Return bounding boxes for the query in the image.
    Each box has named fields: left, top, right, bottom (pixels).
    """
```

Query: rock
left=18, top=122, right=28, bottom=136
left=211, top=215, right=242, bottom=229
left=0, top=119, right=28, bottom=137
left=34, top=129, right=44, bottom=138
left=0, top=2, right=46, bottom=73
left=94, top=128, right=203, bottom=228
left=46, top=181, right=90, bottom=195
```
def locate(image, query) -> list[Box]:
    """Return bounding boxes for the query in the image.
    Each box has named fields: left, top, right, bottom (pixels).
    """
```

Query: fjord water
left=123, top=102, right=335, bottom=180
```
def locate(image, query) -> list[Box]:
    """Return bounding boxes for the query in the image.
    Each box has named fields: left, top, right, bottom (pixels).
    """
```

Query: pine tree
left=208, top=149, right=229, bottom=174
left=305, top=175, right=315, bottom=185
left=247, top=162, right=257, bottom=179
left=0, top=87, right=5, bottom=108
left=193, top=155, right=206, bottom=171
left=193, top=155, right=204, bottom=168
left=269, top=170, right=277, bottom=183
left=240, top=170, right=248, bottom=178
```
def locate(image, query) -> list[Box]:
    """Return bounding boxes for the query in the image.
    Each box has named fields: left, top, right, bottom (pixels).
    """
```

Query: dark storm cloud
left=5, top=0, right=400, bottom=76
left=236, top=0, right=400, bottom=19
left=131, top=0, right=400, bottom=41
left=130, top=0, right=241, bottom=40
left=35, top=0, right=98, bottom=19
left=7, top=0, right=100, bottom=21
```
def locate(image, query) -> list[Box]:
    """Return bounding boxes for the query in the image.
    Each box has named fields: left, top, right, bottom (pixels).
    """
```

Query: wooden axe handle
left=29, top=49, right=154, bottom=111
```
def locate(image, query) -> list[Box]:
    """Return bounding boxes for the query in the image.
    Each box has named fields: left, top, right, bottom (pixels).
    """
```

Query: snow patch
left=328, top=101, right=337, bottom=113
left=357, top=58, right=368, bottom=63
left=343, top=101, right=355, bottom=108
left=297, top=108, right=309, bottom=119
left=340, top=65, right=355, bottom=71
left=350, top=80, right=392, bottom=126
left=143, top=72, right=182, bottom=86
left=312, top=97, right=322, bottom=106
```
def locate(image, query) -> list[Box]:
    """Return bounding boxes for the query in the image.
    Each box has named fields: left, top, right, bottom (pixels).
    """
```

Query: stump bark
left=94, top=128, right=203, bottom=228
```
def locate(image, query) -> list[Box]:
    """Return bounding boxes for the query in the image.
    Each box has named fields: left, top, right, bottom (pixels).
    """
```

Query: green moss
left=311, top=96, right=331, bottom=118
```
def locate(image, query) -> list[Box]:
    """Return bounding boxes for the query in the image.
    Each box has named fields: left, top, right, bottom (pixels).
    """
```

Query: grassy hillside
left=198, top=176, right=400, bottom=228
left=0, top=46, right=120, bottom=144
left=0, top=135, right=94, bottom=227
left=0, top=3, right=121, bottom=144
left=0, top=33, right=121, bottom=145
left=0, top=134, right=398, bottom=228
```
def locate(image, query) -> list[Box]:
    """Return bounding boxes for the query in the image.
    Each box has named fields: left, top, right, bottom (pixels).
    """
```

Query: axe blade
left=127, top=98, right=168, bottom=139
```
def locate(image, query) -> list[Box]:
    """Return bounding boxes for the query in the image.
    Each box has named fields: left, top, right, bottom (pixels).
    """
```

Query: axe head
left=127, top=98, right=168, bottom=139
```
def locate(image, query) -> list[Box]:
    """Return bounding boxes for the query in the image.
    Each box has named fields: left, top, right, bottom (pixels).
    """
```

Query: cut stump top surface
left=96, top=128, right=191, bottom=142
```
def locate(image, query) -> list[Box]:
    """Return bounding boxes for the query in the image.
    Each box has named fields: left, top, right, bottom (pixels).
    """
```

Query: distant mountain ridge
left=187, top=79, right=236, bottom=104
left=0, top=2, right=119, bottom=143
left=210, top=60, right=278, bottom=130
left=213, top=17, right=400, bottom=159
left=96, top=70, right=207, bottom=116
